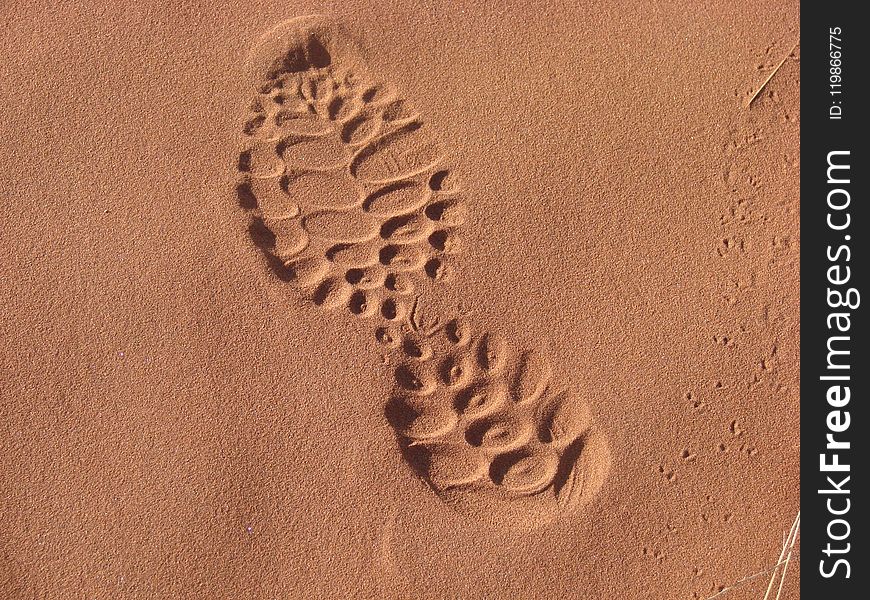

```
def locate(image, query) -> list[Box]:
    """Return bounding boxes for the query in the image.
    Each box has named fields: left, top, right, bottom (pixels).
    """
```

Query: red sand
left=1, top=2, right=799, bottom=598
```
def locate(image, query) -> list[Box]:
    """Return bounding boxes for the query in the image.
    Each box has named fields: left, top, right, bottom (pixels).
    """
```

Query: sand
left=0, top=1, right=799, bottom=598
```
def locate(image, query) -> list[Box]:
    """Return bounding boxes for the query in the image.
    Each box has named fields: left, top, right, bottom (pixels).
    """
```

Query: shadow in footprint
left=236, top=181, right=258, bottom=210
left=394, top=364, right=425, bottom=391
left=379, top=214, right=415, bottom=239
left=246, top=218, right=296, bottom=282
left=383, top=397, right=433, bottom=479
left=248, top=218, right=276, bottom=250
left=267, top=37, right=332, bottom=78
left=263, top=253, right=294, bottom=282
left=551, top=435, right=587, bottom=497
left=384, top=396, right=417, bottom=434
left=488, top=449, right=533, bottom=486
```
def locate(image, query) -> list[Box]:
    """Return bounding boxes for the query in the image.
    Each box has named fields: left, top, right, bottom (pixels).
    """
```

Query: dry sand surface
left=1, top=1, right=799, bottom=598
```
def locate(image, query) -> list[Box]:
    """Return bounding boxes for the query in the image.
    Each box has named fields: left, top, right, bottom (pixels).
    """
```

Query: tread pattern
left=235, top=15, right=609, bottom=527
left=237, top=57, right=464, bottom=322
left=379, top=317, right=609, bottom=524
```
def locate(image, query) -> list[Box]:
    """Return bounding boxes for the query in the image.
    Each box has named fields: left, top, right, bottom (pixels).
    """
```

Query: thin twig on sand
left=763, top=511, right=800, bottom=600
left=702, top=511, right=800, bottom=600
left=747, top=41, right=799, bottom=108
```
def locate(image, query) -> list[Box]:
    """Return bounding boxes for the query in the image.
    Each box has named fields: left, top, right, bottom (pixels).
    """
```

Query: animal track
left=234, top=15, right=609, bottom=527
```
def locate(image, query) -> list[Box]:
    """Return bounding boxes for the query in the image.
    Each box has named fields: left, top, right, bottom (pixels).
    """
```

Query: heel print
left=380, top=317, right=610, bottom=527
